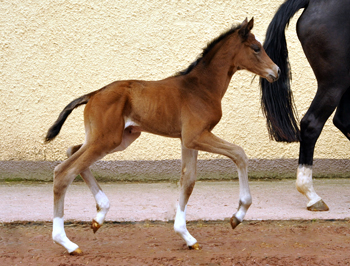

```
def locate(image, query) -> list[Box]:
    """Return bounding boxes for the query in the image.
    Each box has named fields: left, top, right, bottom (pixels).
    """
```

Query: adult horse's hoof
left=189, top=243, right=200, bottom=250
left=91, top=219, right=102, bottom=233
left=230, top=216, right=241, bottom=229
left=307, top=199, right=329, bottom=211
left=70, top=248, right=83, bottom=256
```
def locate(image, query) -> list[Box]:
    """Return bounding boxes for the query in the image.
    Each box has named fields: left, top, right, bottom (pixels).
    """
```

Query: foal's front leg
left=174, top=145, right=199, bottom=249
left=183, top=130, right=252, bottom=229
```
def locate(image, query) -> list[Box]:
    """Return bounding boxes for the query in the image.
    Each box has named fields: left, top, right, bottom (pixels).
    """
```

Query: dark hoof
left=91, top=219, right=102, bottom=233
left=230, top=216, right=241, bottom=229
left=307, top=199, right=329, bottom=211
left=70, top=248, right=83, bottom=256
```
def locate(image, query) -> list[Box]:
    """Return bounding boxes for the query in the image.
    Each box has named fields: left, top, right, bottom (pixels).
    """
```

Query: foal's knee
left=181, top=138, right=198, bottom=151
left=54, top=163, right=63, bottom=178
left=53, top=163, right=73, bottom=196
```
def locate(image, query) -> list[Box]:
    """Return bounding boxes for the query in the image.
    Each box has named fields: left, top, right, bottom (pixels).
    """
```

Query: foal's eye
left=251, top=45, right=261, bottom=53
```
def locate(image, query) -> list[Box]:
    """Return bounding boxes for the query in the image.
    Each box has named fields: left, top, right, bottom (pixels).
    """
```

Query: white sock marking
left=95, top=190, right=110, bottom=225
left=174, top=205, right=197, bottom=246
left=52, top=217, right=79, bottom=253
left=296, top=165, right=322, bottom=207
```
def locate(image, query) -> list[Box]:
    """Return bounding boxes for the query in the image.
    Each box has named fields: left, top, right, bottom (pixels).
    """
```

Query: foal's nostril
left=268, top=73, right=278, bottom=83
left=278, top=68, right=281, bottom=76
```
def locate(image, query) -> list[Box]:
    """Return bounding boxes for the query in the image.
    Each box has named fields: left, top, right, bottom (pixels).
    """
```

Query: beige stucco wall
left=1, top=1, right=348, bottom=174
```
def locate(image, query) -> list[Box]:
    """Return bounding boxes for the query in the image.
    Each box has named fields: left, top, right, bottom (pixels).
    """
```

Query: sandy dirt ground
left=1, top=220, right=350, bottom=266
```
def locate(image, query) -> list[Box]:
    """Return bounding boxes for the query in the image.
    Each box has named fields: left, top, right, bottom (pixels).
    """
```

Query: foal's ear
left=239, top=17, right=254, bottom=39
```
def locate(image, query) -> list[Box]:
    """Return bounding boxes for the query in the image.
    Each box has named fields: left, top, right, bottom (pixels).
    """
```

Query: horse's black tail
left=259, top=0, right=309, bottom=142
left=45, top=93, right=92, bottom=142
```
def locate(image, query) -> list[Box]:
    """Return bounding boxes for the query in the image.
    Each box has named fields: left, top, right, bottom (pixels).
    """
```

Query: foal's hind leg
left=66, top=129, right=141, bottom=234
left=183, top=130, right=252, bottom=229
left=174, top=144, right=199, bottom=249
left=52, top=144, right=107, bottom=255
left=66, top=145, right=110, bottom=234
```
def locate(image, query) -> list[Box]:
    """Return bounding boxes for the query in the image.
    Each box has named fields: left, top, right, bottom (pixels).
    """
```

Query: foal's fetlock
left=240, top=196, right=252, bottom=208
left=93, top=191, right=110, bottom=230
left=230, top=197, right=251, bottom=229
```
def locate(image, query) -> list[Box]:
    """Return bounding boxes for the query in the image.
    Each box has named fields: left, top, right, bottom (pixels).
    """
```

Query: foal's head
left=234, top=18, right=280, bottom=83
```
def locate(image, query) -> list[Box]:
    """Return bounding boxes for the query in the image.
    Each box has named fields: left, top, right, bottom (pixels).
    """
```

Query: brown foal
left=46, top=18, right=279, bottom=255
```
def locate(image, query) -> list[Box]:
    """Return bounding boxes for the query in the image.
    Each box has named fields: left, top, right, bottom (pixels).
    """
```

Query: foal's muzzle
left=266, top=66, right=280, bottom=83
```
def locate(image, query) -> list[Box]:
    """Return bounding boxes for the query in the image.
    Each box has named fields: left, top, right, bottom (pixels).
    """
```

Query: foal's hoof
left=230, top=216, right=241, bottom=229
left=70, top=248, right=83, bottom=256
left=307, top=199, right=329, bottom=211
left=91, top=219, right=102, bottom=233
left=189, top=243, right=200, bottom=250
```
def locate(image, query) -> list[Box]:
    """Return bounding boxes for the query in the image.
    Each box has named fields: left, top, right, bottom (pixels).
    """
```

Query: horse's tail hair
left=45, top=93, right=92, bottom=142
left=259, top=0, right=309, bottom=142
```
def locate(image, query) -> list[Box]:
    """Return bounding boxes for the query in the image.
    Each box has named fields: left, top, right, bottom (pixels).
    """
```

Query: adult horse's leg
left=174, top=144, right=198, bottom=249
left=183, top=130, right=251, bottom=229
left=296, top=6, right=350, bottom=210
left=333, top=88, right=350, bottom=140
left=296, top=84, right=347, bottom=211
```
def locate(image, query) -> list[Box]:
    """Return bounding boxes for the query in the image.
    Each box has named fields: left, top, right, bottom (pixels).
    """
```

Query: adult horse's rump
left=260, top=0, right=350, bottom=211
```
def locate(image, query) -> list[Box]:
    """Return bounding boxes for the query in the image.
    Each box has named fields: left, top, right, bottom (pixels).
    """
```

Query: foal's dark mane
left=176, top=23, right=242, bottom=76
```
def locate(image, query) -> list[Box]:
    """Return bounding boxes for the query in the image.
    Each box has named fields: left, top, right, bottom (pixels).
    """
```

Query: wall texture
left=1, top=0, right=349, bottom=181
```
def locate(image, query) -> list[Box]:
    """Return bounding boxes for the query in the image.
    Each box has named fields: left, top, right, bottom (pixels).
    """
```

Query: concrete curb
left=1, top=159, right=350, bottom=182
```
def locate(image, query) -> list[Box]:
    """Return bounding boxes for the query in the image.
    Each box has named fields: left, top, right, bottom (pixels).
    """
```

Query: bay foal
left=46, top=18, right=279, bottom=255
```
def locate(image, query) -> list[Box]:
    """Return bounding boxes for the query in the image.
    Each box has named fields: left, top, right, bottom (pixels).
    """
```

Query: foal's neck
left=186, top=34, right=240, bottom=99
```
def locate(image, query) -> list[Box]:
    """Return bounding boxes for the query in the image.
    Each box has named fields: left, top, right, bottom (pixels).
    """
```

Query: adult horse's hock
left=260, top=0, right=350, bottom=211
left=46, top=18, right=279, bottom=255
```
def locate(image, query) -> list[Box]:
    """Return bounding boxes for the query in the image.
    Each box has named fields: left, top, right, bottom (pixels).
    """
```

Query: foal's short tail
left=259, top=0, right=309, bottom=142
left=45, top=93, right=92, bottom=142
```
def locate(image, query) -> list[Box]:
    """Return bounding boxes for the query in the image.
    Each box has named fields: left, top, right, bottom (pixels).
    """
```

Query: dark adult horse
left=260, top=0, right=350, bottom=211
